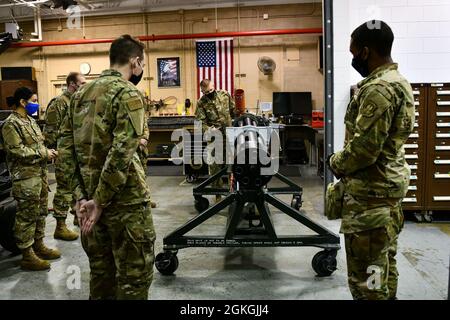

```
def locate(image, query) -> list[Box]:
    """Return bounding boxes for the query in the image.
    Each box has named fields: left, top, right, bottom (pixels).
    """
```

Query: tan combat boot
left=20, top=246, right=50, bottom=271
left=33, top=238, right=61, bottom=260
left=54, top=218, right=79, bottom=241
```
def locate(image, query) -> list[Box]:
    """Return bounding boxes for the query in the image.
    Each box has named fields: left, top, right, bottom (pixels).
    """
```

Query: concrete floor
left=0, top=166, right=449, bottom=300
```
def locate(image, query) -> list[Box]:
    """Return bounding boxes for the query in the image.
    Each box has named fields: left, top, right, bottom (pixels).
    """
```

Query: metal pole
left=323, top=0, right=334, bottom=193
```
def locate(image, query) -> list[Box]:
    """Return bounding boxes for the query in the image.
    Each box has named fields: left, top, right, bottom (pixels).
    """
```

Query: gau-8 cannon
left=155, top=114, right=340, bottom=277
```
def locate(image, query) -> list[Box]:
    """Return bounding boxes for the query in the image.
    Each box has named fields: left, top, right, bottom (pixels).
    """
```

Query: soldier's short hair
left=110, top=35, right=145, bottom=66
left=200, top=79, right=211, bottom=90
left=351, top=20, right=394, bottom=57
left=66, top=72, right=80, bottom=86
left=11, top=87, right=34, bottom=107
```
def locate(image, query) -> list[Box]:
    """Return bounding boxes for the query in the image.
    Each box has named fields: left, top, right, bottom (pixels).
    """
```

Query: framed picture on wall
left=157, top=57, right=181, bottom=88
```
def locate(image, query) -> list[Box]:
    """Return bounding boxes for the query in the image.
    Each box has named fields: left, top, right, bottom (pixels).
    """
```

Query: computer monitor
left=273, top=92, right=313, bottom=117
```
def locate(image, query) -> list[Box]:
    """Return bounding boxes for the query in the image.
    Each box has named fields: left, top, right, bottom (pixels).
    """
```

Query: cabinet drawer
left=404, top=143, right=419, bottom=150
left=435, top=145, right=450, bottom=151
left=433, top=150, right=450, bottom=159
left=403, top=197, right=417, bottom=203
left=436, top=133, right=450, bottom=138
left=430, top=162, right=450, bottom=173
left=433, top=196, right=450, bottom=201
left=434, top=159, right=450, bottom=165
left=405, top=154, right=419, bottom=160
left=433, top=173, right=450, bottom=179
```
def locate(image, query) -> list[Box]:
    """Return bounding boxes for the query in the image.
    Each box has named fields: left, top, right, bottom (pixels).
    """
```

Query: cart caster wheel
left=155, top=252, right=179, bottom=276
left=291, top=195, right=302, bottom=210
left=186, top=175, right=197, bottom=183
left=312, top=250, right=337, bottom=277
left=414, top=212, right=424, bottom=223
left=424, top=212, right=433, bottom=223
left=194, top=197, right=209, bottom=212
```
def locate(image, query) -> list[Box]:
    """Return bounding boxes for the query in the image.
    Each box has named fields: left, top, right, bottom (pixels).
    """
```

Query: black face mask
left=129, top=70, right=144, bottom=86
left=352, top=51, right=370, bottom=78
left=206, top=90, right=216, bottom=99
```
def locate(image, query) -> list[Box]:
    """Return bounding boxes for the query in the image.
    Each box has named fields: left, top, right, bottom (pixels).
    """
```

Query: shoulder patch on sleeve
left=127, top=97, right=143, bottom=111
left=360, top=103, right=376, bottom=118
left=123, top=91, right=144, bottom=136
left=356, top=87, right=393, bottom=132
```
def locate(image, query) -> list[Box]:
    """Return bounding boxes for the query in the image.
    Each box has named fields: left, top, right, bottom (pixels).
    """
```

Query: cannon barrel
left=232, top=114, right=272, bottom=189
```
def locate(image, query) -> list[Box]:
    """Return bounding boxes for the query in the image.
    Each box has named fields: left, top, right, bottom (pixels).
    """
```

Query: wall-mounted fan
left=257, top=56, right=277, bottom=75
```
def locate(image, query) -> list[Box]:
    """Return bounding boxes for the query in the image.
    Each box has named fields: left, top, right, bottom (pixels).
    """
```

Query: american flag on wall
left=196, top=38, right=234, bottom=98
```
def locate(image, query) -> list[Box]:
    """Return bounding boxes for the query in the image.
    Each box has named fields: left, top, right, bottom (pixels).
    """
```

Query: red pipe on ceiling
left=10, top=28, right=323, bottom=48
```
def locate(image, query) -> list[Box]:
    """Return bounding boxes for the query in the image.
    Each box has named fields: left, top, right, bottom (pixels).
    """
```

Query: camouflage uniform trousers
left=12, top=168, right=49, bottom=250
left=52, top=158, right=76, bottom=219
left=206, top=130, right=226, bottom=188
left=343, top=195, right=404, bottom=300
left=81, top=202, right=156, bottom=300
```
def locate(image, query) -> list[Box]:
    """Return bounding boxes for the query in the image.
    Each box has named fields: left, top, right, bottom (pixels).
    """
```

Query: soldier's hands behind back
left=139, top=139, right=148, bottom=147
left=79, top=200, right=103, bottom=235
left=47, top=149, right=58, bottom=160
left=75, top=199, right=87, bottom=222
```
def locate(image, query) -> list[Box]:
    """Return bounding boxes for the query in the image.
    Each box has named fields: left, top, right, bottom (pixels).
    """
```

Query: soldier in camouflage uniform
left=328, top=21, right=414, bottom=300
left=58, top=35, right=155, bottom=300
left=44, top=72, right=86, bottom=241
left=195, top=79, right=235, bottom=202
left=2, top=87, right=61, bottom=271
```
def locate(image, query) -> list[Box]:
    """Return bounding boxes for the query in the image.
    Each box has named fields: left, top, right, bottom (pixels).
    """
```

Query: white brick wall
left=332, top=0, right=450, bottom=150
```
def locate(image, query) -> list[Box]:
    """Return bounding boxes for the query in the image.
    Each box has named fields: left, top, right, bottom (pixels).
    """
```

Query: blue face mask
left=25, top=102, right=39, bottom=116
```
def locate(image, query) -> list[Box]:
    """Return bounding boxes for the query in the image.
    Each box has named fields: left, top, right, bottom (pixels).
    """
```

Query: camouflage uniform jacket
left=58, top=69, right=151, bottom=208
left=195, top=90, right=235, bottom=131
left=43, top=90, right=72, bottom=149
left=331, top=63, right=415, bottom=199
left=2, top=112, right=48, bottom=181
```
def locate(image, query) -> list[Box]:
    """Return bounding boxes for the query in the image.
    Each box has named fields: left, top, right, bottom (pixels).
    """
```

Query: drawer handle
left=406, top=155, right=419, bottom=159
left=405, top=144, right=419, bottom=149
left=437, top=101, right=450, bottom=105
left=414, top=123, right=419, bottom=127
left=437, top=112, right=450, bottom=117
left=433, top=196, right=450, bottom=201
left=436, top=146, right=450, bottom=151
left=410, top=133, right=419, bottom=138
left=413, top=91, right=420, bottom=95
left=414, top=102, right=420, bottom=106
left=435, top=160, right=450, bottom=164
left=410, top=175, right=418, bottom=180
left=437, top=90, right=450, bottom=95
left=437, top=133, right=450, bottom=138
left=403, top=198, right=417, bottom=203
left=434, top=173, right=450, bottom=179
left=437, top=123, right=450, bottom=127
left=408, top=186, right=417, bottom=191
left=409, top=165, right=418, bottom=170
